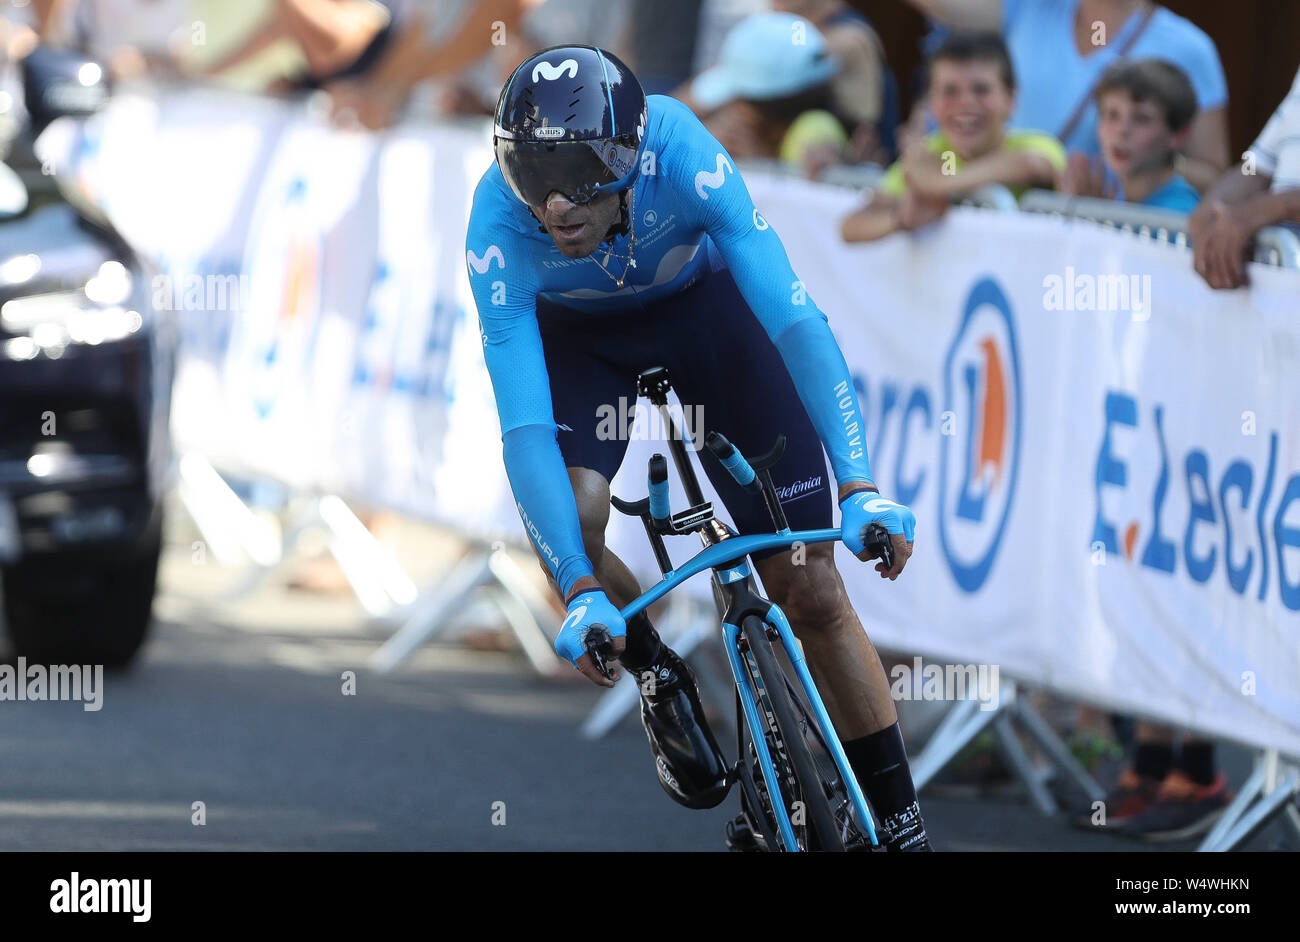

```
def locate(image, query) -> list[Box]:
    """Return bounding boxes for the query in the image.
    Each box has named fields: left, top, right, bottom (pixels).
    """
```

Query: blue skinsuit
left=465, top=95, right=873, bottom=596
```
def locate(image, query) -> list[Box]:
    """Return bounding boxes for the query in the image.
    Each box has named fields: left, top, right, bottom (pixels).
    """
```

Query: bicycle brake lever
left=584, top=624, right=616, bottom=681
left=860, top=522, right=894, bottom=571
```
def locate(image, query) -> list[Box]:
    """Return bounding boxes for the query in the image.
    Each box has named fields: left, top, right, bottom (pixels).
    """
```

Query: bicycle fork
left=720, top=587, right=879, bottom=851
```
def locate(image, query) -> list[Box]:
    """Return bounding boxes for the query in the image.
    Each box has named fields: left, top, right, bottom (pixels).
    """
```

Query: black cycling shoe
left=725, top=813, right=765, bottom=851
left=632, top=646, right=731, bottom=810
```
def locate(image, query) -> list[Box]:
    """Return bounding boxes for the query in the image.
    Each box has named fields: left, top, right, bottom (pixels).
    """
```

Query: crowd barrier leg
left=992, top=712, right=1057, bottom=814
left=367, top=549, right=493, bottom=672
left=910, top=679, right=1105, bottom=815
left=368, top=541, right=559, bottom=676
left=911, top=693, right=999, bottom=790
left=316, top=495, right=418, bottom=617
left=176, top=453, right=427, bottom=616
left=485, top=548, right=566, bottom=676
left=176, top=452, right=281, bottom=570
left=1198, top=749, right=1300, bottom=852
left=1012, top=697, right=1107, bottom=805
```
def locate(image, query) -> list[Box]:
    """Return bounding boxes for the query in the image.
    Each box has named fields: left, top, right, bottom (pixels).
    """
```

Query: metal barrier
left=817, top=162, right=886, bottom=191
left=736, top=159, right=889, bottom=192
left=953, top=183, right=1019, bottom=212
left=1255, top=227, right=1300, bottom=268
left=734, top=157, right=803, bottom=180
left=1020, top=189, right=1300, bottom=269
left=740, top=159, right=1019, bottom=214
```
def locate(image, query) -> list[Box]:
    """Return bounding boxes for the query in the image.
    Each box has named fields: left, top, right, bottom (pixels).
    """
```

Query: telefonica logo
left=775, top=476, right=823, bottom=502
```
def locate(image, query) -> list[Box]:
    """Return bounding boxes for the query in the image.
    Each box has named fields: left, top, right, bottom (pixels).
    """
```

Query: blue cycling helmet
left=494, top=45, right=647, bottom=208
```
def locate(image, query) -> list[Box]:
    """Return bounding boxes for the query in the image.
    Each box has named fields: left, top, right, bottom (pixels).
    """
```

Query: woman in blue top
left=906, top=0, right=1229, bottom=192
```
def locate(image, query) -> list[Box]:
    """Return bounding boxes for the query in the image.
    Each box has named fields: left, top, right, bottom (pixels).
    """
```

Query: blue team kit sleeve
left=654, top=96, right=874, bottom=489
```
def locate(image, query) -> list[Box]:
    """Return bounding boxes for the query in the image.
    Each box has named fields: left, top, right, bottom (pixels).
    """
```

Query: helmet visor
left=495, top=136, right=639, bottom=208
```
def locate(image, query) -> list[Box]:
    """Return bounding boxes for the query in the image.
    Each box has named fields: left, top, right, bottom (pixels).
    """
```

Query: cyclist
left=465, top=44, right=931, bottom=852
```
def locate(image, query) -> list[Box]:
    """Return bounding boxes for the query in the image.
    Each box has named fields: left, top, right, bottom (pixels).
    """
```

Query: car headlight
left=1, top=260, right=142, bottom=355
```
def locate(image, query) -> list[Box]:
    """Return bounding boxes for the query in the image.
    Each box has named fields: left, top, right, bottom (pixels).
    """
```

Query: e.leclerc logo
left=1093, top=393, right=1300, bottom=610
left=937, top=277, right=1022, bottom=593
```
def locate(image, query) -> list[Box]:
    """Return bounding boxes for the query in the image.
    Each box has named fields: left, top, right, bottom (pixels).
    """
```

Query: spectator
left=1190, top=65, right=1300, bottom=289
left=518, top=0, right=629, bottom=64
left=684, top=12, right=848, bottom=177
left=196, top=0, right=394, bottom=94
left=1069, top=58, right=1199, bottom=210
left=28, top=0, right=194, bottom=80
left=905, top=0, right=1229, bottom=193
left=372, top=0, right=529, bottom=121
left=840, top=32, right=1064, bottom=244
left=197, top=1, right=528, bottom=128
left=1074, top=725, right=1231, bottom=841
left=690, top=0, right=768, bottom=79
left=622, top=0, right=702, bottom=97
left=773, top=0, right=900, bottom=164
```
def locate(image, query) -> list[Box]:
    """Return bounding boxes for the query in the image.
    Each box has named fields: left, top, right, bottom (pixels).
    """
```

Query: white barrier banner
left=51, top=90, right=1300, bottom=755
left=745, top=174, right=1300, bottom=756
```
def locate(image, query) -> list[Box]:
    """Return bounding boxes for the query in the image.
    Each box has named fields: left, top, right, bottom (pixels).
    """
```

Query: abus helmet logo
left=534, top=126, right=564, bottom=139
left=532, top=58, right=578, bottom=82
left=938, top=278, right=1022, bottom=593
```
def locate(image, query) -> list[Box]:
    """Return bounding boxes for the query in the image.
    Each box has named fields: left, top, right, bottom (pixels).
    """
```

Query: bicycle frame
left=606, top=366, right=880, bottom=851
left=617, top=529, right=878, bottom=851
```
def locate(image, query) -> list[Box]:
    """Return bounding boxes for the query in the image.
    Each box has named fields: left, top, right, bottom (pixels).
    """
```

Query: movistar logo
left=466, top=245, right=505, bottom=274
left=532, top=58, right=578, bottom=82
left=694, top=153, right=734, bottom=199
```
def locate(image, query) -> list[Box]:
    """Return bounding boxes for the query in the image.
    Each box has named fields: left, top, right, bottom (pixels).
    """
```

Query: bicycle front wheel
left=741, top=615, right=845, bottom=852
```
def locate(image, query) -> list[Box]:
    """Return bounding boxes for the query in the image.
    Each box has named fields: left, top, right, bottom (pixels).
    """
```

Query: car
left=0, top=45, right=175, bottom=667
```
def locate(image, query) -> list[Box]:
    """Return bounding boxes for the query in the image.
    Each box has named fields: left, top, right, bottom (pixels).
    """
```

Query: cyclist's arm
left=665, top=106, right=876, bottom=496
left=465, top=206, right=595, bottom=600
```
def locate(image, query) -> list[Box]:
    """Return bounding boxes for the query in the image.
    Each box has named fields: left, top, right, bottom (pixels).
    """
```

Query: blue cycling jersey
left=465, top=94, right=873, bottom=596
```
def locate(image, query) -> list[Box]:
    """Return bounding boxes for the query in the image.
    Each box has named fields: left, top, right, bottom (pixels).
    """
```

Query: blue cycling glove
left=555, top=589, right=627, bottom=667
left=840, top=490, right=916, bottom=556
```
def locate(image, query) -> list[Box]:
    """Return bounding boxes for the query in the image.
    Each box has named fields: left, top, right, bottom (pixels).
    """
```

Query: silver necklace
left=593, top=188, right=637, bottom=289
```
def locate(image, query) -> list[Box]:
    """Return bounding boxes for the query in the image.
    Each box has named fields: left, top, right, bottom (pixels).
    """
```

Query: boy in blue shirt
left=1086, top=58, right=1200, bottom=212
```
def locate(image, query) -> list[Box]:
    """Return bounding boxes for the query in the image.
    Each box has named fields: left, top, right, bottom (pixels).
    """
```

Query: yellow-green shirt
left=878, top=129, right=1066, bottom=199
left=779, top=110, right=849, bottom=167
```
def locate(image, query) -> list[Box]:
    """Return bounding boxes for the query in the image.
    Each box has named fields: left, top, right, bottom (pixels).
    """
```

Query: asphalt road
left=0, top=518, right=1290, bottom=852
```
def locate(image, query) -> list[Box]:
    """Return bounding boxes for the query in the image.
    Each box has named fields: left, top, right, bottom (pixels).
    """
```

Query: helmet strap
left=601, top=189, right=632, bottom=243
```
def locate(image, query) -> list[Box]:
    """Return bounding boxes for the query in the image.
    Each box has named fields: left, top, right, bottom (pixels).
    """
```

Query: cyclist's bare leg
left=753, top=542, right=896, bottom=740
left=531, top=468, right=662, bottom=620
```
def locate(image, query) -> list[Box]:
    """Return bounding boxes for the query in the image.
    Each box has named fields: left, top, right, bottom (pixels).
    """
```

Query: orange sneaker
left=1072, top=767, right=1160, bottom=830
left=1119, top=770, right=1233, bottom=842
